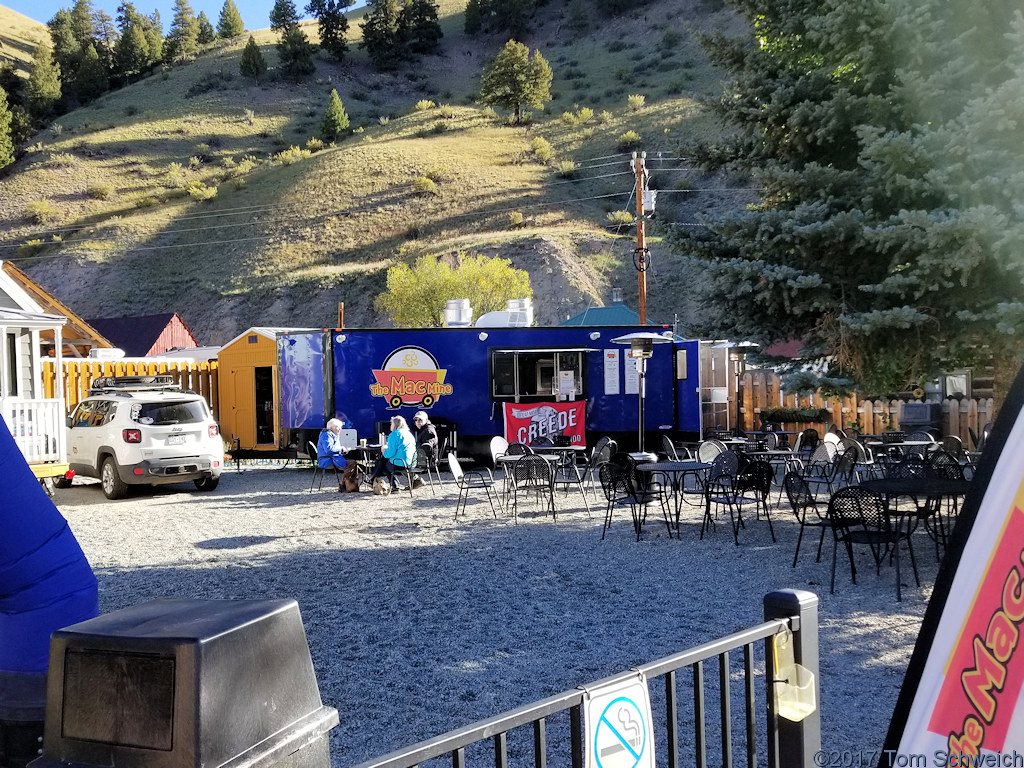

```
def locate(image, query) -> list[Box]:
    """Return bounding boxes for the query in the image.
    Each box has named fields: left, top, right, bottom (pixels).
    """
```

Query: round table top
left=496, top=453, right=558, bottom=462
left=859, top=477, right=972, bottom=496
left=637, top=460, right=711, bottom=473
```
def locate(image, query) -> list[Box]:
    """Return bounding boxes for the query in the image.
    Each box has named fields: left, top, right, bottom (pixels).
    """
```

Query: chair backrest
left=807, top=442, right=837, bottom=467
left=887, top=456, right=935, bottom=479
left=308, top=440, right=320, bottom=460
left=506, top=442, right=533, bottom=456
left=737, top=460, right=773, bottom=495
left=591, top=435, right=611, bottom=457
left=783, top=472, right=816, bottom=517
left=533, top=436, right=553, bottom=446
left=489, top=436, right=509, bottom=464
left=940, top=435, right=966, bottom=460
left=927, top=449, right=965, bottom=480
left=905, top=430, right=936, bottom=443
left=707, top=451, right=738, bottom=485
left=799, top=428, right=820, bottom=452
left=599, top=462, right=631, bottom=502
left=414, top=446, right=432, bottom=470
left=553, top=435, right=572, bottom=447
left=823, top=432, right=841, bottom=446
left=764, top=432, right=780, bottom=450
left=513, top=454, right=550, bottom=483
left=697, top=439, right=724, bottom=463
left=661, top=434, right=680, bottom=461
left=447, top=453, right=464, bottom=482
left=833, top=450, right=858, bottom=487
left=828, top=486, right=886, bottom=531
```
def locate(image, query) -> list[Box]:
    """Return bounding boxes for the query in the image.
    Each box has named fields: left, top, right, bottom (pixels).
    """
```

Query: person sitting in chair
left=411, top=411, right=438, bottom=489
left=317, top=418, right=349, bottom=469
left=369, top=415, right=417, bottom=491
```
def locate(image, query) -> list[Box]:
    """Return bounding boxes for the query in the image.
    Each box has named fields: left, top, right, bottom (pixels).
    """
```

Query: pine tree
left=479, top=39, right=552, bottom=123
left=197, top=12, right=216, bottom=44
left=74, top=43, right=109, bottom=102
left=305, top=0, right=353, bottom=62
left=48, top=10, right=82, bottom=83
left=676, top=0, right=1024, bottom=394
left=464, top=0, right=483, bottom=35
left=217, top=0, right=245, bottom=38
left=319, top=88, right=349, bottom=140
left=360, top=0, right=402, bottom=69
left=69, top=0, right=97, bottom=48
left=277, top=24, right=316, bottom=79
left=165, top=0, right=200, bottom=61
left=269, top=0, right=300, bottom=32
left=26, top=44, right=62, bottom=120
left=144, top=11, right=164, bottom=64
left=0, top=87, right=14, bottom=170
left=93, top=9, right=118, bottom=54
left=113, top=21, right=150, bottom=80
left=399, top=0, right=442, bottom=56
left=239, top=35, right=267, bottom=79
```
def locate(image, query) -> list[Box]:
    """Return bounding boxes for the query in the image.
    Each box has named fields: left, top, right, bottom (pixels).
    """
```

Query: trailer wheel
left=389, top=395, right=403, bottom=409
left=422, top=395, right=435, bottom=407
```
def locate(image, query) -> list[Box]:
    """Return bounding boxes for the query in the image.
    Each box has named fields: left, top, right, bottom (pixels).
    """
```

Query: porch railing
left=2, top=397, right=67, bottom=465
left=347, top=590, right=820, bottom=768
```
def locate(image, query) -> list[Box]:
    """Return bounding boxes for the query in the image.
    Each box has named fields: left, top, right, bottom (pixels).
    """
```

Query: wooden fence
left=43, top=359, right=220, bottom=419
left=738, top=370, right=995, bottom=448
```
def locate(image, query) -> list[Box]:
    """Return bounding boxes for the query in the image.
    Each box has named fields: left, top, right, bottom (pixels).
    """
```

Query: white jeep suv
left=63, top=375, right=224, bottom=499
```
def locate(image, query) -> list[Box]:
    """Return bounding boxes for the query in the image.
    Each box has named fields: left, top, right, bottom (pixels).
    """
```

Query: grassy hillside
left=0, top=4, right=49, bottom=76
left=0, top=0, right=744, bottom=343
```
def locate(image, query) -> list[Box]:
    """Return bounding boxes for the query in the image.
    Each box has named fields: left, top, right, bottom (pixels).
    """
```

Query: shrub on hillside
left=606, top=210, right=635, bottom=226
left=275, top=146, right=311, bottom=165
left=25, top=202, right=60, bottom=223
left=530, top=136, right=553, bottom=164
left=412, top=176, right=438, bottom=195
left=87, top=183, right=115, bottom=200
left=627, top=93, right=646, bottom=111
left=414, top=99, right=436, bottom=111
left=187, top=183, right=218, bottom=201
left=47, top=152, right=77, bottom=167
left=166, top=162, right=189, bottom=188
left=556, top=160, right=578, bottom=178
left=305, top=137, right=325, bottom=152
left=617, top=130, right=642, bottom=150
left=508, top=211, right=524, bottom=228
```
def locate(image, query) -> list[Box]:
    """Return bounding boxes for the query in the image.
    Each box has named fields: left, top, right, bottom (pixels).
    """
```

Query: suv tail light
left=209, top=424, right=219, bottom=437
left=122, top=429, right=142, bottom=443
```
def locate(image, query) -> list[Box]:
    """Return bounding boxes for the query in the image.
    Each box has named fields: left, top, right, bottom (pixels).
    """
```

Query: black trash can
left=30, top=598, right=338, bottom=768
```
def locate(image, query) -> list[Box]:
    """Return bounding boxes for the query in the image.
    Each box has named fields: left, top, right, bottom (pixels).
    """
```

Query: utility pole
left=631, top=151, right=650, bottom=325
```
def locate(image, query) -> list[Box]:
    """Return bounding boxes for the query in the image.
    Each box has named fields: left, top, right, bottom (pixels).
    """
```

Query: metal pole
left=763, top=590, right=821, bottom=768
left=633, top=152, right=648, bottom=325
left=638, top=357, right=646, bottom=453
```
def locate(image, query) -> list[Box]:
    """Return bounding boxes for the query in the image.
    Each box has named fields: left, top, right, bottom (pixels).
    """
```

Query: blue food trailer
left=276, top=326, right=701, bottom=461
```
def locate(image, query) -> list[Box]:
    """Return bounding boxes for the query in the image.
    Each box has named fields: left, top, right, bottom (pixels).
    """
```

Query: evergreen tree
left=305, top=0, right=353, bottom=62
left=269, top=0, right=300, bottom=32
left=399, top=0, right=441, bottom=56
left=0, top=63, right=25, bottom=108
left=239, top=34, right=267, bottom=79
left=93, top=9, right=118, bottom=54
left=197, top=12, right=216, bottom=44
left=113, top=21, right=150, bottom=79
left=144, top=11, right=164, bottom=64
left=0, top=87, right=14, bottom=170
left=277, top=24, right=316, bottom=79
left=48, top=10, right=82, bottom=82
left=164, top=0, right=199, bottom=61
left=492, top=0, right=533, bottom=37
left=116, top=1, right=142, bottom=32
left=676, top=0, right=1024, bottom=394
left=319, top=88, right=349, bottom=139
left=74, top=43, right=109, bottom=102
left=26, top=44, right=62, bottom=120
left=217, top=0, right=245, bottom=38
left=69, top=0, right=97, bottom=48
left=360, top=0, right=402, bottom=69
left=463, top=0, right=482, bottom=35
left=479, top=39, right=552, bottom=123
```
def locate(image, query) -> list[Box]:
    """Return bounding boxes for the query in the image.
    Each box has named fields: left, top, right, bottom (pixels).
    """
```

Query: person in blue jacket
left=369, top=415, right=417, bottom=491
left=317, top=418, right=349, bottom=469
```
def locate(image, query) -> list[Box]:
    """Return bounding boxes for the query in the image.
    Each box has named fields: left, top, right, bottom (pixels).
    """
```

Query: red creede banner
left=503, top=402, right=586, bottom=447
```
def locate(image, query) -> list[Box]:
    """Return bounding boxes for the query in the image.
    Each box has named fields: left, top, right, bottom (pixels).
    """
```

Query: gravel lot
left=54, top=465, right=934, bottom=767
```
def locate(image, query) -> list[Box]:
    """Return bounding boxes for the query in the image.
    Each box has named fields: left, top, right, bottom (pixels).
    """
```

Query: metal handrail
left=348, top=618, right=791, bottom=768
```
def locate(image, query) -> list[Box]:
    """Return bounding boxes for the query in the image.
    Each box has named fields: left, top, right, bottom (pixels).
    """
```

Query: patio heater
left=612, top=332, right=673, bottom=452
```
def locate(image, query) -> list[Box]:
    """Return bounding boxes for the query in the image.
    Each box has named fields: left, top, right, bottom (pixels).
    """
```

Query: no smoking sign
left=584, top=674, right=655, bottom=768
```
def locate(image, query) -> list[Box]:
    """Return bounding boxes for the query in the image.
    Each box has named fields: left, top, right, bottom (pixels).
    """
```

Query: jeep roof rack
left=88, top=375, right=183, bottom=393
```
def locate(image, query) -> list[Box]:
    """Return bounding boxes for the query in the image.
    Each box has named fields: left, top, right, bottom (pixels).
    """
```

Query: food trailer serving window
left=490, top=348, right=593, bottom=402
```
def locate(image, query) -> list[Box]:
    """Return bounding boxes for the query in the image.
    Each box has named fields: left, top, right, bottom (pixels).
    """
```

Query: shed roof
left=85, top=312, right=197, bottom=357
left=559, top=301, right=655, bottom=327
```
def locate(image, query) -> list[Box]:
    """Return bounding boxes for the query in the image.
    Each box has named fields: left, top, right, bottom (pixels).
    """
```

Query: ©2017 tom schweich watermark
left=813, top=751, right=1024, bottom=768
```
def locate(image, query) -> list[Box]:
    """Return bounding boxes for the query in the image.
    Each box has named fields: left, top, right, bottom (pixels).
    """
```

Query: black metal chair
left=448, top=453, right=500, bottom=519
left=509, top=454, right=555, bottom=522
left=700, top=451, right=739, bottom=543
left=308, top=440, right=341, bottom=493
left=827, top=486, right=919, bottom=601
left=783, top=472, right=830, bottom=567
left=410, top=447, right=437, bottom=494
left=599, top=463, right=641, bottom=541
